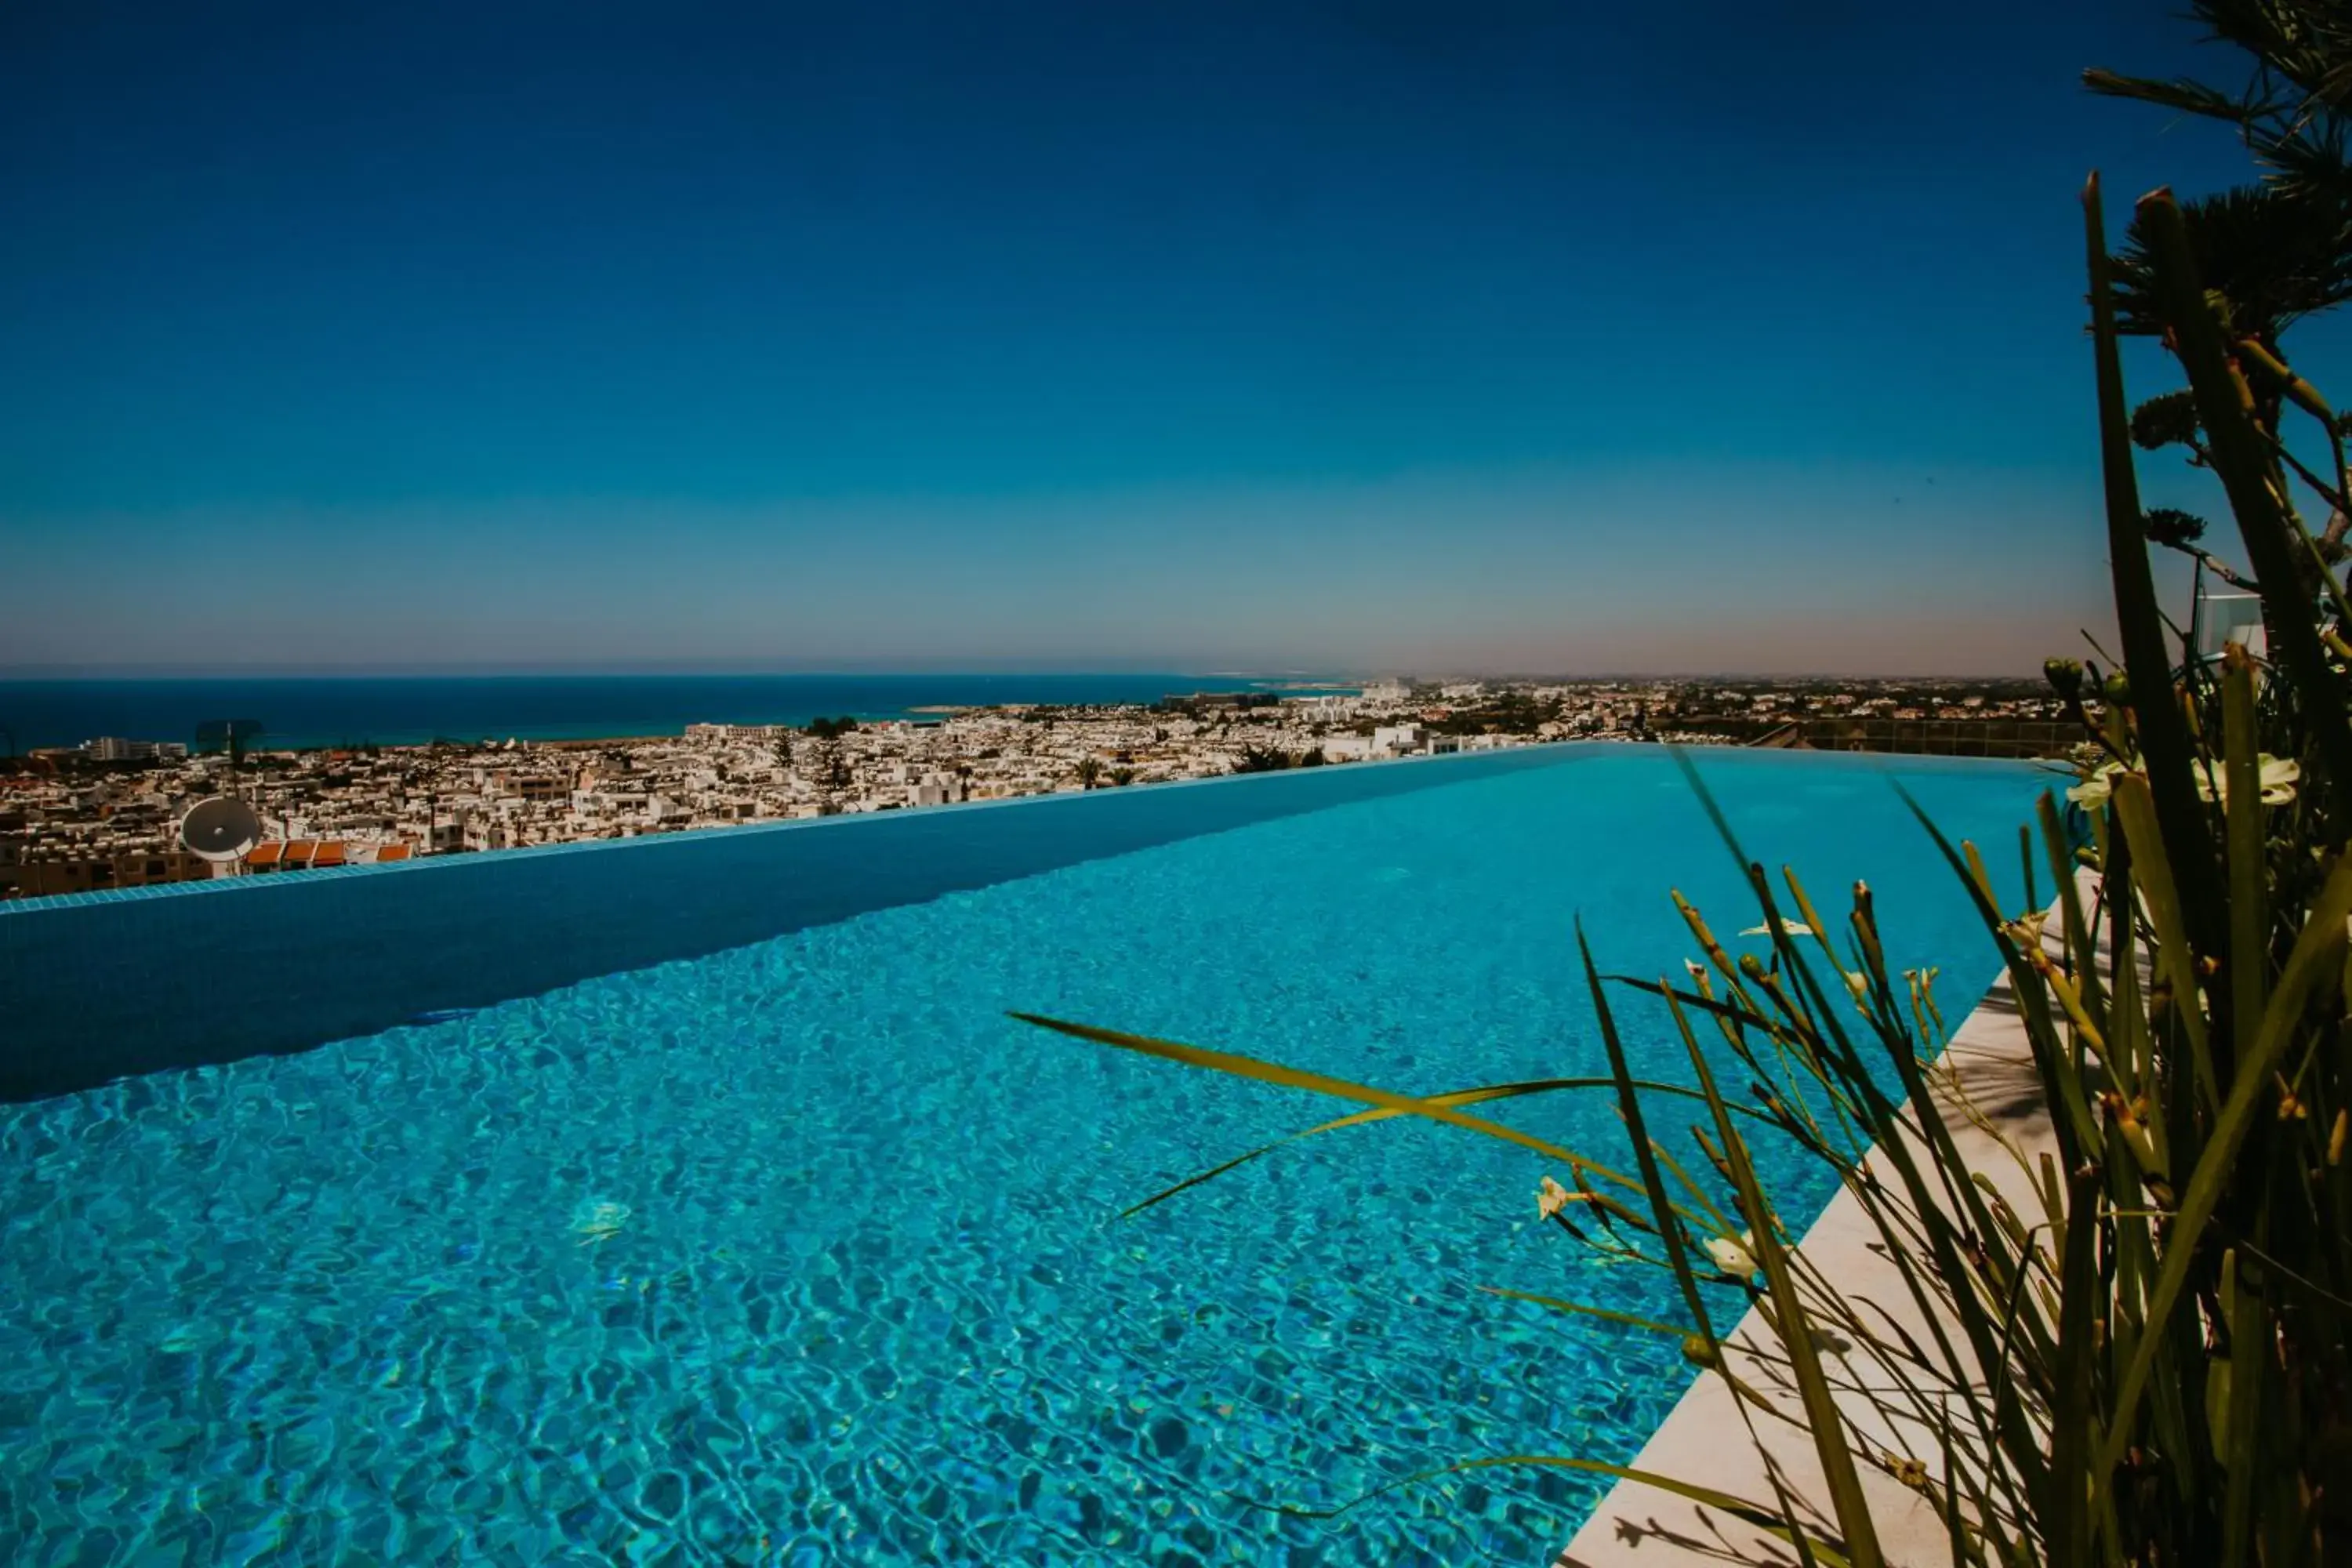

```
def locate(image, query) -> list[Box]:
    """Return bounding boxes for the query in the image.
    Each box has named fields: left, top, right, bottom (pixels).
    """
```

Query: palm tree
left=2087, top=3, right=2352, bottom=364
left=2086, top=1, right=2352, bottom=212
left=2107, top=184, right=2352, bottom=353
left=1073, top=756, right=1103, bottom=790
left=2089, top=8, right=2352, bottom=576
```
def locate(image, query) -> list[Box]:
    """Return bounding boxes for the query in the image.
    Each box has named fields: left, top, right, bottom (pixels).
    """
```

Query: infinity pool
left=0, top=747, right=2047, bottom=1566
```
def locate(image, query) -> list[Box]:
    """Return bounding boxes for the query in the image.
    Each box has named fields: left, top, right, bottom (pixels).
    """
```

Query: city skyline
left=3, top=2, right=2318, bottom=675
left=5, top=673, right=2078, bottom=903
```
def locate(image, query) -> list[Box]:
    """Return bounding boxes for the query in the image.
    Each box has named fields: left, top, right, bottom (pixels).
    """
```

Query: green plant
left=2086, top=2, right=2352, bottom=225
left=1009, top=180, right=2352, bottom=1568
left=1229, top=745, right=1300, bottom=774
left=2090, top=5, right=2352, bottom=583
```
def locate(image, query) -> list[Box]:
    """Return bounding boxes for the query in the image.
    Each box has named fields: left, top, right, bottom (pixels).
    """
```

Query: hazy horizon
left=0, top=661, right=2067, bottom=683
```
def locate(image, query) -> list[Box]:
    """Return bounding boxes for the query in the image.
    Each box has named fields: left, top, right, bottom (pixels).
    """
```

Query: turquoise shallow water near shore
left=0, top=749, right=2049, bottom=1564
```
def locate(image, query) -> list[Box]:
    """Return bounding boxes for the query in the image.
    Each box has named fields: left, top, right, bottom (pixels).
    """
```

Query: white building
left=80, top=738, right=188, bottom=762
left=684, top=722, right=789, bottom=744
left=909, top=774, right=966, bottom=808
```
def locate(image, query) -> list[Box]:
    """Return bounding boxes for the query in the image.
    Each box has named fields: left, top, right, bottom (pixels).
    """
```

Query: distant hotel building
left=79, top=737, right=189, bottom=762
left=684, top=722, right=790, bottom=742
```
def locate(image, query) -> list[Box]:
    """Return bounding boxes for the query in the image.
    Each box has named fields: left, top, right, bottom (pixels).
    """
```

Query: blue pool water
left=0, top=749, right=2051, bottom=1565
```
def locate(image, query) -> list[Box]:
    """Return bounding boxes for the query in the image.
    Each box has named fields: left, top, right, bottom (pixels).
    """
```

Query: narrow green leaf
left=2221, top=650, right=2268, bottom=1091
left=1115, top=1076, right=1722, bottom=1219
left=1479, top=1286, right=1690, bottom=1341
left=2220, top=1236, right=2274, bottom=1564
left=2038, top=790, right=2105, bottom=1020
left=2136, top=186, right=2352, bottom=826
left=2093, top=849, right=2352, bottom=1486
left=2085, top=174, right=2230, bottom=967
left=1578, top=925, right=1728, bottom=1367
left=2049, top=1163, right=2103, bottom=1568
left=1267, top=1452, right=1853, bottom=1566
left=1671, top=1002, right=1886, bottom=1568
left=1009, top=1012, right=1646, bottom=1193
left=2108, top=773, right=2220, bottom=1116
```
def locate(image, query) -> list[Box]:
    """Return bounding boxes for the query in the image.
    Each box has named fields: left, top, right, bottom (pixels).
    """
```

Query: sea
left=0, top=674, right=1358, bottom=753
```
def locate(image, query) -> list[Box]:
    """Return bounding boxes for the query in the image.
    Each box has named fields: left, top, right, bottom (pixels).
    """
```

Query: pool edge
left=1554, top=896, right=2064, bottom=1568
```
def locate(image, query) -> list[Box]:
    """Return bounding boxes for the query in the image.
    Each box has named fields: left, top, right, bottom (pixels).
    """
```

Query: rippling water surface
left=0, top=750, right=2049, bottom=1565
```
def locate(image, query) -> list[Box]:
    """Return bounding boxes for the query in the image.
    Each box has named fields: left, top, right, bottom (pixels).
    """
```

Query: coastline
left=0, top=672, right=1362, bottom=754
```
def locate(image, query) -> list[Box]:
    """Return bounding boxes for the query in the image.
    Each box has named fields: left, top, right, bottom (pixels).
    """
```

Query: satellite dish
left=180, top=797, right=263, bottom=862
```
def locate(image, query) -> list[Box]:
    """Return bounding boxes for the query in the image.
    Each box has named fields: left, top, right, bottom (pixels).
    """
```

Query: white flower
left=1705, top=1229, right=1757, bottom=1277
left=2191, top=754, right=2299, bottom=807
left=2067, top=760, right=2129, bottom=808
left=1536, top=1176, right=1573, bottom=1221
left=1739, top=919, right=1814, bottom=939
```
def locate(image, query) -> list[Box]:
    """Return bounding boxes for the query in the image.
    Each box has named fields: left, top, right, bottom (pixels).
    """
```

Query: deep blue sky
left=0, top=2, right=2318, bottom=675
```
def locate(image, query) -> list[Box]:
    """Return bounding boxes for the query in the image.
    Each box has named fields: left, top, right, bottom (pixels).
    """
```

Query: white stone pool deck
left=1558, top=942, right=2059, bottom=1568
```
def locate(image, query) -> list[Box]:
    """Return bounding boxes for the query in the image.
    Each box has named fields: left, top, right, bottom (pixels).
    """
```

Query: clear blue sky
left=0, top=2, right=2318, bottom=676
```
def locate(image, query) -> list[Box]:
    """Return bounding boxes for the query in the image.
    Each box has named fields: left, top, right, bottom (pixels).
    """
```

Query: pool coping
left=1555, top=900, right=2064, bottom=1568
left=2, top=742, right=1571, bottom=913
